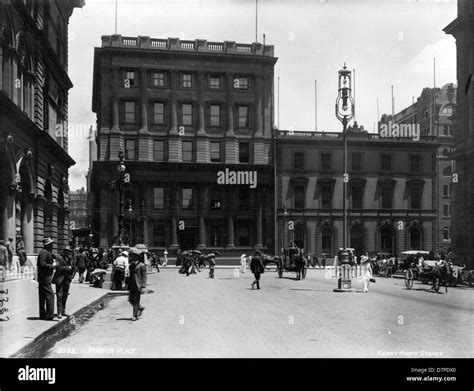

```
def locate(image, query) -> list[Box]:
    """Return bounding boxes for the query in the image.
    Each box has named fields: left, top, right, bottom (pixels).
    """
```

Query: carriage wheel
left=302, top=265, right=307, bottom=279
left=405, top=269, right=413, bottom=289
left=433, top=277, right=440, bottom=292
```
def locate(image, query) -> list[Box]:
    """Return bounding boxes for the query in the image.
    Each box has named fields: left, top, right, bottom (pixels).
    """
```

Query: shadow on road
left=116, top=318, right=134, bottom=321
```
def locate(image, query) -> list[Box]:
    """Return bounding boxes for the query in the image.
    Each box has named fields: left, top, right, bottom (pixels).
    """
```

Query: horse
left=430, top=261, right=453, bottom=293
left=292, top=250, right=307, bottom=280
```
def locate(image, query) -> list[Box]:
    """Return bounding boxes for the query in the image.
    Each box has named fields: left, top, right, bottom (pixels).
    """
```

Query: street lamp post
left=283, top=203, right=288, bottom=253
left=334, top=63, right=355, bottom=292
left=112, top=150, right=127, bottom=246
left=128, top=199, right=133, bottom=246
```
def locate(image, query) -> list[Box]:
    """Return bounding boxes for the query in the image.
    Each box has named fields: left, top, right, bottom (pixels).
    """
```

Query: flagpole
left=255, top=0, right=258, bottom=43
left=353, top=69, right=356, bottom=122
left=315, top=80, right=317, bottom=132
left=115, top=0, right=118, bottom=34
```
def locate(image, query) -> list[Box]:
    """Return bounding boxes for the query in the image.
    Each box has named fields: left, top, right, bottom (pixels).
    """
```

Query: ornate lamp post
left=283, top=203, right=288, bottom=252
left=334, top=63, right=355, bottom=292
left=111, top=150, right=127, bottom=246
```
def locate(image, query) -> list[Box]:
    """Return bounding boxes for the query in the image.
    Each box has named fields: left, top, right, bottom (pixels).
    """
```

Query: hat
left=241, top=254, right=247, bottom=259
left=43, top=237, right=54, bottom=246
left=122, top=251, right=129, bottom=257
left=63, top=246, right=73, bottom=253
left=129, top=247, right=141, bottom=256
left=361, top=257, right=371, bottom=264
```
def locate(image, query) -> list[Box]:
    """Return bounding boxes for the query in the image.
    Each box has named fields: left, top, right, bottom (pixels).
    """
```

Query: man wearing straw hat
left=37, top=237, right=58, bottom=320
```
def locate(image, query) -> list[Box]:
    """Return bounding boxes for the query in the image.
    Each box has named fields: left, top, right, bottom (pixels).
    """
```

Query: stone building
left=276, top=129, right=439, bottom=258
left=444, top=0, right=474, bottom=267
left=90, top=35, right=277, bottom=254
left=380, top=83, right=456, bottom=253
left=0, top=0, right=84, bottom=254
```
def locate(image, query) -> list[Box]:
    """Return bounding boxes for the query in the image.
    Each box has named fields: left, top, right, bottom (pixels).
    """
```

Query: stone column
left=22, top=199, right=34, bottom=253
left=111, top=66, right=121, bottom=132
left=142, top=217, right=149, bottom=246
left=169, top=187, right=179, bottom=249
left=255, top=74, right=263, bottom=137
left=169, top=70, right=178, bottom=135
left=226, top=73, right=235, bottom=137
left=170, top=216, right=178, bottom=249
left=197, top=71, right=206, bottom=135
left=198, top=216, right=206, bottom=249
left=255, top=202, right=263, bottom=250
left=227, top=216, right=235, bottom=248
left=1, top=189, right=16, bottom=242
left=198, top=186, right=206, bottom=249
left=139, top=68, right=149, bottom=133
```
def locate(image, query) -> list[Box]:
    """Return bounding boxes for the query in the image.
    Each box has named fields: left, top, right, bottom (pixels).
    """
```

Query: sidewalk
left=0, top=277, right=110, bottom=358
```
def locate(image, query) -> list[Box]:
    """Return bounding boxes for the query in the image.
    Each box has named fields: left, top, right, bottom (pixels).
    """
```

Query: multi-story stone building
left=0, top=0, right=84, bottom=254
left=444, top=0, right=474, bottom=267
left=69, top=187, right=88, bottom=230
left=90, top=35, right=277, bottom=254
left=276, top=128, right=439, bottom=258
left=380, top=83, right=456, bottom=253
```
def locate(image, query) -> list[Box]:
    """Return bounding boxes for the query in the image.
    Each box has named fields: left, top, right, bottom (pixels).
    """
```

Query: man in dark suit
left=128, top=247, right=147, bottom=321
left=52, top=246, right=75, bottom=319
left=74, top=248, right=87, bottom=283
left=250, top=251, right=265, bottom=290
left=37, top=237, right=58, bottom=321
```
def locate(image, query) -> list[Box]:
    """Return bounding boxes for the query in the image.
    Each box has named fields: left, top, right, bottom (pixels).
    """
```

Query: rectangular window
left=443, top=204, right=451, bottom=217
left=125, top=139, right=135, bottom=160
left=321, top=185, right=332, bottom=209
left=352, top=153, right=362, bottom=171
left=294, top=185, right=305, bottom=209
left=210, top=188, right=221, bottom=210
left=238, top=106, right=249, bottom=127
left=153, top=224, right=165, bottom=246
left=443, top=227, right=450, bottom=240
left=235, top=77, right=248, bottom=90
left=294, top=152, right=305, bottom=170
left=125, top=71, right=135, bottom=86
left=410, top=185, right=422, bottom=209
left=238, top=224, right=250, bottom=246
left=153, top=188, right=164, bottom=209
left=239, top=188, right=250, bottom=211
left=239, top=142, right=250, bottom=163
left=152, top=72, right=165, bottom=87
left=381, top=185, right=392, bottom=209
left=209, top=76, right=220, bottom=89
left=381, top=155, right=392, bottom=171
left=125, top=101, right=135, bottom=123
left=182, top=188, right=193, bottom=209
left=210, top=104, right=221, bottom=126
left=443, top=184, right=450, bottom=197
left=321, top=153, right=331, bottom=171
left=410, top=155, right=421, bottom=172
left=182, top=73, right=192, bottom=88
left=153, top=102, right=164, bottom=124
left=210, top=142, right=221, bottom=162
left=154, top=140, right=164, bottom=161
left=352, top=186, right=363, bottom=209
left=182, top=104, right=193, bottom=125
left=182, top=141, right=193, bottom=162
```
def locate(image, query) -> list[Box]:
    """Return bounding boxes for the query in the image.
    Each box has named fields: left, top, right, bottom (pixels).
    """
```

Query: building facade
left=90, top=35, right=277, bottom=254
left=380, top=83, right=456, bottom=253
left=0, top=0, right=83, bottom=254
left=276, top=129, right=439, bottom=258
left=69, top=187, right=88, bottom=230
left=444, top=0, right=474, bottom=267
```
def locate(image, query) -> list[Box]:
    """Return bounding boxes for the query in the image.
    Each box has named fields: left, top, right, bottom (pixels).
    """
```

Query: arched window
left=295, top=225, right=305, bottom=249
left=321, top=226, right=333, bottom=255
left=380, top=227, right=394, bottom=254
left=350, top=225, right=364, bottom=257
left=409, top=227, right=422, bottom=250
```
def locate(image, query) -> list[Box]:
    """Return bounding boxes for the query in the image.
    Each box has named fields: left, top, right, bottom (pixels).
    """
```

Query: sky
left=66, top=0, right=457, bottom=190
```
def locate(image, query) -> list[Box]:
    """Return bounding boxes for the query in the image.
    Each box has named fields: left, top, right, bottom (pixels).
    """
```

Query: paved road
left=42, top=267, right=473, bottom=358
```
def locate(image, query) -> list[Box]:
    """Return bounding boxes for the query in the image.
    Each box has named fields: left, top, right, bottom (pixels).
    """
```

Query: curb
left=10, top=291, right=109, bottom=358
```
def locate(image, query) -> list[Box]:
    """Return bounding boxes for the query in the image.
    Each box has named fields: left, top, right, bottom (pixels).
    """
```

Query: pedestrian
left=128, top=247, right=147, bottom=321
left=240, top=254, right=247, bottom=273
left=163, top=248, right=168, bottom=266
left=37, top=237, right=59, bottom=320
left=84, top=247, right=94, bottom=282
left=16, top=234, right=27, bottom=274
left=208, top=253, right=216, bottom=278
left=0, top=240, right=8, bottom=282
left=321, top=254, right=326, bottom=269
left=52, top=246, right=75, bottom=319
left=112, top=250, right=128, bottom=290
left=74, top=248, right=87, bottom=283
left=6, top=236, right=14, bottom=272
left=250, top=251, right=264, bottom=290
left=360, top=255, right=373, bottom=293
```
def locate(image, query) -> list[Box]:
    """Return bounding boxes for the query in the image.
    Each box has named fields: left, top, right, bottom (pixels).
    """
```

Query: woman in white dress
left=360, top=255, right=373, bottom=293
left=240, top=254, right=247, bottom=273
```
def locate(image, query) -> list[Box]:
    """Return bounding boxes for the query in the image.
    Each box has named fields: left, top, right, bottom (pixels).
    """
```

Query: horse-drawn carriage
left=402, top=251, right=454, bottom=292
left=277, top=246, right=307, bottom=280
